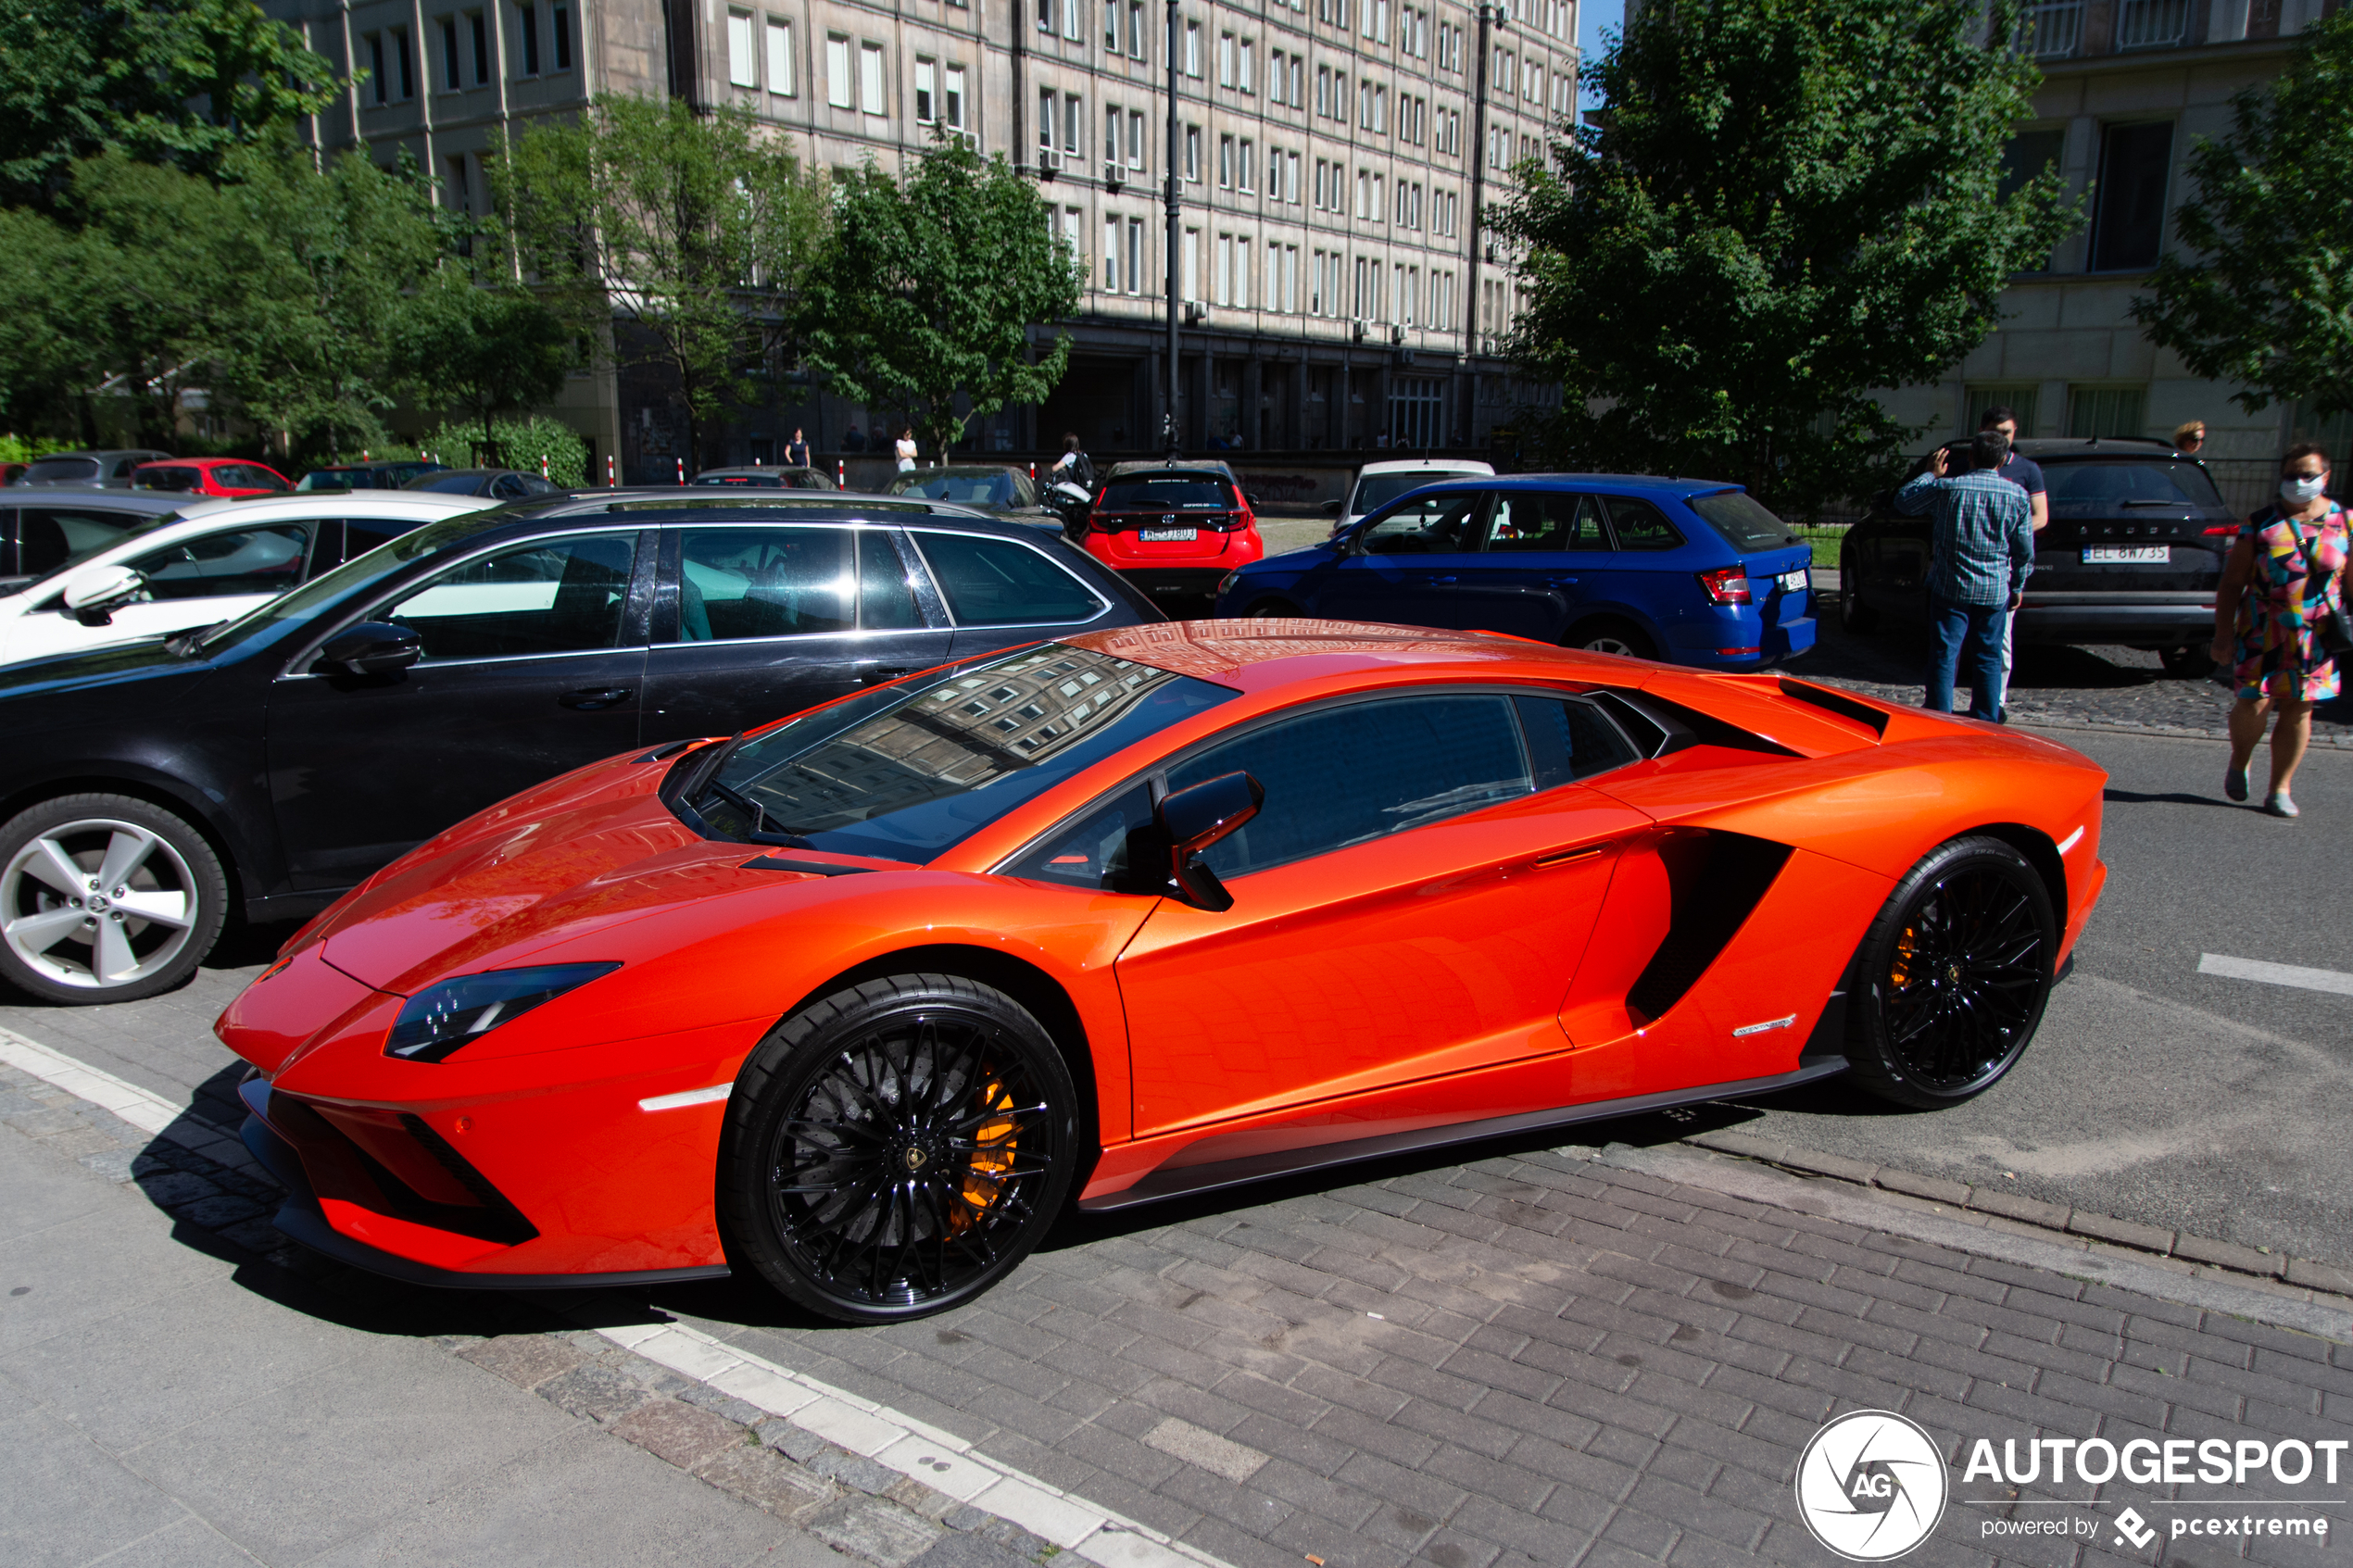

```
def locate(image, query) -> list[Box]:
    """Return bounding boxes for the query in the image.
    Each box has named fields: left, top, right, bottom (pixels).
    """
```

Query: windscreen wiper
left=163, top=621, right=228, bottom=658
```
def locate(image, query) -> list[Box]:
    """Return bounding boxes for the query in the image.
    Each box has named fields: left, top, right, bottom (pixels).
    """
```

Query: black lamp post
left=1164, top=0, right=1182, bottom=458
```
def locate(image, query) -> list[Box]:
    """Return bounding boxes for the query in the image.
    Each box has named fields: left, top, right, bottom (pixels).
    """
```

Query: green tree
left=0, top=0, right=338, bottom=207
left=1496, top=0, right=2079, bottom=512
left=2130, top=12, right=2353, bottom=422
left=394, top=269, right=573, bottom=463
left=799, top=136, right=1081, bottom=462
left=497, top=94, right=829, bottom=471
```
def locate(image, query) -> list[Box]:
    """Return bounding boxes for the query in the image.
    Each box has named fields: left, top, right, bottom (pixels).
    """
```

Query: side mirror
left=1245, top=492, right=1265, bottom=509
left=1154, top=771, right=1264, bottom=912
left=314, top=621, right=422, bottom=676
left=63, top=564, right=145, bottom=626
left=1320, top=498, right=1343, bottom=515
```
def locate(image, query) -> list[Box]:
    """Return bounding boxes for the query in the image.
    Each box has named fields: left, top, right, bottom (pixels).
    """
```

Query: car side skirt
left=1077, top=1060, right=1850, bottom=1212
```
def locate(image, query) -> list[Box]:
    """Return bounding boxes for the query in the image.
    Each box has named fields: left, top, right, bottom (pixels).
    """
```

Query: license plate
left=1139, top=528, right=1198, bottom=542
left=1778, top=569, right=1808, bottom=593
left=2082, top=546, right=2170, bottom=564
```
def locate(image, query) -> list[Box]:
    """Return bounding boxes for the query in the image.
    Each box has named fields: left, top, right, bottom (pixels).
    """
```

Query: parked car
left=407, top=468, right=565, bottom=499
left=0, top=489, right=190, bottom=588
left=132, top=458, right=293, bottom=498
left=1217, top=474, right=1817, bottom=669
left=212, top=618, right=2106, bottom=1320
left=692, top=466, right=836, bottom=490
left=884, top=465, right=1057, bottom=525
left=0, top=494, right=1162, bottom=1003
left=297, top=460, right=451, bottom=492
left=1324, top=458, right=1496, bottom=536
left=0, top=464, right=26, bottom=487
left=1839, top=437, right=2233, bottom=675
left=9, top=449, right=175, bottom=487
left=0, top=493, right=487, bottom=666
left=1077, top=462, right=1267, bottom=601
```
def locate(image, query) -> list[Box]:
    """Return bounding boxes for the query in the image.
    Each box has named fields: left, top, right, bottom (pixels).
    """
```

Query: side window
left=1483, top=492, right=1613, bottom=552
left=857, top=532, right=925, bottom=629
left=493, top=473, right=529, bottom=499
left=1512, top=696, right=1640, bottom=786
left=1359, top=490, right=1485, bottom=555
left=913, top=533, right=1106, bottom=626
left=1603, top=496, right=1685, bottom=551
left=125, top=524, right=311, bottom=600
left=675, top=527, right=855, bottom=642
left=384, top=532, right=638, bottom=661
left=338, top=518, right=412, bottom=568
left=1002, top=782, right=1166, bottom=894
left=1164, top=694, right=1532, bottom=878
left=18, top=508, right=155, bottom=577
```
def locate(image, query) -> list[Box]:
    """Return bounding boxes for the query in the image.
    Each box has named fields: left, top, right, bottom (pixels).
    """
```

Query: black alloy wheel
left=1838, top=549, right=1878, bottom=633
left=1844, top=836, right=2056, bottom=1110
left=722, top=973, right=1078, bottom=1323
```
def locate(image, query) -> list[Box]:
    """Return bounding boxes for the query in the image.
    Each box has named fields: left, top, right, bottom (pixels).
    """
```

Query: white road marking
left=2197, top=953, right=2353, bottom=998
left=635, top=1084, right=732, bottom=1112
left=0, top=1030, right=267, bottom=1178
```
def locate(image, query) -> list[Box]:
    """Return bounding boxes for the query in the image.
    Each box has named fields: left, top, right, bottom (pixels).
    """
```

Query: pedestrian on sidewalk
left=894, top=426, right=918, bottom=472
left=2211, top=443, right=2347, bottom=818
left=783, top=428, right=812, bottom=469
left=1894, top=430, right=2035, bottom=720
left=2175, top=420, right=2208, bottom=456
left=1972, top=405, right=2047, bottom=720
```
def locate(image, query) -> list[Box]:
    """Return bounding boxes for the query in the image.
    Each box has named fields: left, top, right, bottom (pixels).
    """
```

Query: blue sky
left=1578, top=0, right=1623, bottom=109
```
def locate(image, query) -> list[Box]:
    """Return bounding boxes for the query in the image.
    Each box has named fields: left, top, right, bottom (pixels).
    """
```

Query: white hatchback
left=0, top=493, right=491, bottom=666
left=1326, top=458, right=1498, bottom=537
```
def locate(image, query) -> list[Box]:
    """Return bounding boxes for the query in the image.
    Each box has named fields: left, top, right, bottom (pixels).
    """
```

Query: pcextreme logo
left=1793, top=1411, right=1950, bottom=1561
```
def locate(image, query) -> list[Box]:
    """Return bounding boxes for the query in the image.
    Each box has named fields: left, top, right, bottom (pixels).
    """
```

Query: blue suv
left=1214, top=474, right=1817, bottom=668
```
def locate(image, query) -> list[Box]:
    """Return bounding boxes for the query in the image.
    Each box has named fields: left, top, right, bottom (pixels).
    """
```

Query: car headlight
left=1216, top=571, right=1240, bottom=597
left=384, top=962, right=621, bottom=1062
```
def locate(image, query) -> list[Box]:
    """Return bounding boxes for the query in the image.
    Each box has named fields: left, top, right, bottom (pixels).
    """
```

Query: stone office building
left=264, top=0, right=1577, bottom=475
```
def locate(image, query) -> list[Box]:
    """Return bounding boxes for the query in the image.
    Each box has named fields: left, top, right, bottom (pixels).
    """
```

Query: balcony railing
left=2115, top=0, right=2191, bottom=49
left=2020, top=0, right=2082, bottom=57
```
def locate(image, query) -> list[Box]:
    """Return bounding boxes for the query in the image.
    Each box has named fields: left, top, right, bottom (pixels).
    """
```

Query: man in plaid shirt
left=1893, top=431, right=2035, bottom=720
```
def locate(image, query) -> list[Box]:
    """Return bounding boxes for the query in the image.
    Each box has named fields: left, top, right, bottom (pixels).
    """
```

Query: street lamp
left=1164, top=0, right=1182, bottom=458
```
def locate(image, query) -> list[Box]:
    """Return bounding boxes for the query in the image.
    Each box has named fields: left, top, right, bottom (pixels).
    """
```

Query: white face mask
left=2280, top=473, right=2329, bottom=504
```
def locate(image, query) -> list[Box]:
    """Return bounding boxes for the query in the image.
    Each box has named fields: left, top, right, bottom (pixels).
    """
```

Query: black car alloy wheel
left=724, top=973, right=1077, bottom=1322
left=1845, top=836, right=2055, bottom=1109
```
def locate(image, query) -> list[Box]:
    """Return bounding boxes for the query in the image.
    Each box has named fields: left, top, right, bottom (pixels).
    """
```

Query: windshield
left=1099, top=476, right=1233, bottom=510
left=1686, top=490, right=1799, bottom=552
left=409, top=472, right=487, bottom=494
left=887, top=470, right=1027, bottom=507
left=16, top=513, right=187, bottom=593
left=690, top=644, right=1238, bottom=863
left=193, top=513, right=490, bottom=654
left=22, top=458, right=100, bottom=483
left=2044, top=460, right=2224, bottom=510
left=1351, top=470, right=1466, bottom=515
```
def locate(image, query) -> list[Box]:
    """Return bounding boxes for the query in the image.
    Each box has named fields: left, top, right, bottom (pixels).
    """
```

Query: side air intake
left=1626, top=831, right=1793, bottom=1025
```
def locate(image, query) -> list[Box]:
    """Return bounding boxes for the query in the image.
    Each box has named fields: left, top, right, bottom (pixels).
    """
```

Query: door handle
left=558, top=687, right=634, bottom=709
left=1535, top=845, right=1604, bottom=868
left=859, top=666, right=915, bottom=685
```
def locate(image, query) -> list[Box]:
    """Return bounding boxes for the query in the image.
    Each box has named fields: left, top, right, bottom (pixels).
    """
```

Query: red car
left=219, top=621, right=2106, bottom=1322
left=133, top=458, right=293, bottom=498
left=1076, top=462, right=1265, bottom=602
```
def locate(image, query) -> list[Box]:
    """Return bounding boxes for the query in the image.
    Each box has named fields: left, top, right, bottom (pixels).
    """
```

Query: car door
left=264, top=526, right=653, bottom=890
left=1114, top=689, right=1651, bottom=1139
left=638, top=524, right=952, bottom=745
left=1311, top=490, right=1491, bottom=627
left=1460, top=491, right=1617, bottom=640
left=908, top=527, right=1122, bottom=660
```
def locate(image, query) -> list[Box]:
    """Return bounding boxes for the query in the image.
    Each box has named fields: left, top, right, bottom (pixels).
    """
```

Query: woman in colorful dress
left=2208, top=444, right=2346, bottom=818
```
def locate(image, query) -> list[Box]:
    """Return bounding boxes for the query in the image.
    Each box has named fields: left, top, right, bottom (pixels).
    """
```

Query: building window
left=2068, top=386, right=2146, bottom=439
left=369, top=33, right=388, bottom=104
left=859, top=41, right=886, bottom=116
left=1103, top=216, right=1120, bottom=289
left=2090, top=121, right=2172, bottom=271
left=469, top=12, right=489, bottom=85
left=1039, top=87, right=1057, bottom=155
left=1239, top=38, right=1253, bottom=93
left=1218, top=133, right=1233, bottom=188
left=552, top=4, right=571, bottom=69
left=439, top=16, right=461, bottom=89
left=1185, top=125, right=1200, bottom=182
left=1063, top=0, right=1082, bottom=43
left=726, top=10, right=755, bottom=87
left=1183, top=227, right=1199, bottom=303
left=1129, top=0, right=1146, bottom=59
left=826, top=34, right=852, bottom=107
left=1286, top=151, right=1299, bottom=203
left=944, top=64, right=965, bottom=128
left=1064, top=93, right=1081, bottom=154
left=1038, top=0, right=1053, bottom=34
left=1185, top=20, right=1202, bottom=78
left=766, top=18, right=794, bottom=95
left=446, top=154, right=470, bottom=214
left=1218, top=31, right=1235, bottom=88
left=2115, top=0, right=2189, bottom=49
left=518, top=4, right=540, bottom=75
left=396, top=28, right=415, bottom=97
left=1105, top=0, right=1119, bottom=52
left=1239, top=137, right=1253, bottom=193
left=915, top=58, right=936, bottom=122
left=1127, top=217, right=1145, bottom=293
left=1270, top=49, right=1286, bottom=105
left=1128, top=109, right=1146, bottom=169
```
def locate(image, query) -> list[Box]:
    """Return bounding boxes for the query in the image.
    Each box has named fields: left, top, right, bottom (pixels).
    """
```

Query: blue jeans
left=1927, top=596, right=2006, bottom=719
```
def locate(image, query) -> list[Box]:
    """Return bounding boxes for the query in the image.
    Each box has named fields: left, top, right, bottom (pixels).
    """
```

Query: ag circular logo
left=1793, top=1410, right=1948, bottom=1561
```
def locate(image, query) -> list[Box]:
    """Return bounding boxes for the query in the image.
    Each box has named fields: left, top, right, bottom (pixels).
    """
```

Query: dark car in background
left=1217, top=474, right=1817, bottom=669
left=0, top=489, right=189, bottom=587
left=407, top=468, right=565, bottom=499
left=692, top=466, right=837, bottom=490
left=1839, top=437, right=2232, bottom=674
left=9, top=449, right=175, bottom=487
left=296, top=460, right=451, bottom=492
left=0, top=493, right=1161, bottom=1004
left=884, top=465, right=1057, bottom=526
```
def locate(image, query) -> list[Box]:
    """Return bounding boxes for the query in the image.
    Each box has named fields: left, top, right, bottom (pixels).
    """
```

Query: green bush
left=0, top=433, right=42, bottom=465
left=418, top=416, right=589, bottom=485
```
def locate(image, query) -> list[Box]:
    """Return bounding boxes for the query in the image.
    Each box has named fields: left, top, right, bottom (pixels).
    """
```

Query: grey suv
left=1840, top=436, right=2233, bottom=675
left=9, top=450, right=176, bottom=487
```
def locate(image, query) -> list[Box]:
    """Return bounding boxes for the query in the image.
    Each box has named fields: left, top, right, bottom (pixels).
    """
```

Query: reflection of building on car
left=1841, top=437, right=2233, bottom=675
left=296, top=461, right=450, bottom=492
left=1079, top=464, right=1266, bottom=600
left=405, top=468, right=565, bottom=500
left=0, top=494, right=487, bottom=665
left=209, top=619, right=2106, bottom=1325
left=0, top=495, right=1160, bottom=1008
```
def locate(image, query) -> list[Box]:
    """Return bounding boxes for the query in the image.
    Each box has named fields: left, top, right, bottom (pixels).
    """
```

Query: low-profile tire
left=0, top=793, right=228, bottom=1005
left=1838, top=550, right=1878, bottom=633
left=1243, top=596, right=1302, bottom=619
left=2158, top=644, right=2216, bottom=679
left=719, top=972, right=1080, bottom=1323
left=1844, top=835, right=2057, bottom=1110
left=1566, top=617, right=1656, bottom=660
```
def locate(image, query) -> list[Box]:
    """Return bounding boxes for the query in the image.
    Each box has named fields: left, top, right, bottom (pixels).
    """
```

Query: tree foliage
left=394, top=268, right=573, bottom=462
left=2130, top=11, right=2353, bottom=421
left=0, top=0, right=338, bottom=207
left=1496, top=0, right=2078, bottom=512
left=498, top=94, right=828, bottom=470
left=799, top=135, right=1081, bottom=461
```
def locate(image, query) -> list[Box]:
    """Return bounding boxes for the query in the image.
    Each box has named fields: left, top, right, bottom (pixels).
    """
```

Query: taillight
left=2201, top=524, right=2239, bottom=536
left=1698, top=566, right=1752, bottom=605
left=1088, top=512, right=1112, bottom=532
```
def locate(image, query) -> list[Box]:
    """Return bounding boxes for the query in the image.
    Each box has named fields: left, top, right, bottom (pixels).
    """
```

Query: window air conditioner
left=1389, top=325, right=1406, bottom=345
left=1037, top=148, right=1061, bottom=178
left=1104, top=160, right=1125, bottom=187
left=1351, top=319, right=1368, bottom=341
left=1185, top=300, right=1210, bottom=324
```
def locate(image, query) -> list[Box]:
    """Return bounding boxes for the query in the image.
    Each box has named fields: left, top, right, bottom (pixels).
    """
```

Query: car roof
left=135, top=457, right=269, bottom=469
left=1059, top=618, right=1662, bottom=698
left=698, top=465, right=823, bottom=476
left=5, top=489, right=188, bottom=514
left=1106, top=458, right=1239, bottom=480
left=1354, top=458, right=1495, bottom=476
left=31, top=448, right=171, bottom=462
left=1364, top=472, right=1745, bottom=499
left=184, top=492, right=487, bottom=521
left=2006, top=437, right=2189, bottom=461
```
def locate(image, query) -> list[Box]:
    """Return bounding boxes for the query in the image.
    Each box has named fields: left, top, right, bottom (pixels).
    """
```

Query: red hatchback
left=1077, top=463, right=1264, bottom=601
left=132, top=458, right=293, bottom=498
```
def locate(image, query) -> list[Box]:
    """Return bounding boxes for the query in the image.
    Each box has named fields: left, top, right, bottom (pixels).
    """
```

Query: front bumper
left=1118, top=566, right=1231, bottom=597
